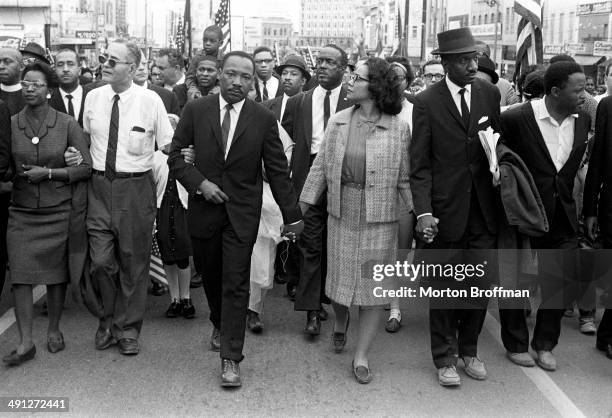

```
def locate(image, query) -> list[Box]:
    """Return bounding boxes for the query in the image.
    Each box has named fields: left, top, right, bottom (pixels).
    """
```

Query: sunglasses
left=99, top=54, right=132, bottom=68
left=20, top=80, right=47, bottom=89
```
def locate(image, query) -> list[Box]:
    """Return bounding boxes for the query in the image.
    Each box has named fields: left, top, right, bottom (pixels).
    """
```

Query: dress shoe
left=47, top=333, right=65, bottom=354
left=181, top=298, right=196, bottom=319
left=579, top=317, right=597, bottom=335
left=332, top=313, right=350, bottom=353
left=41, top=300, right=48, bottom=316
left=596, top=341, right=612, bottom=359
left=287, top=283, right=297, bottom=301
left=118, top=338, right=140, bottom=355
left=150, top=280, right=168, bottom=296
left=210, top=328, right=221, bottom=351
left=438, top=365, right=460, bottom=387
left=246, top=309, right=264, bottom=334
left=166, top=299, right=183, bottom=318
left=319, top=306, right=329, bottom=321
left=385, top=315, right=401, bottom=333
left=535, top=350, right=557, bottom=371
left=304, top=311, right=321, bottom=335
left=462, top=356, right=487, bottom=380
left=352, top=360, right=372, bottom=384
left=189, top=274, right=203, bottom=289
left=2, top=345, right=36, bottom=366
left=221, top=358, right=241, bottom=387
left=506, top=351, right=535, bottom=367
left=94, top=327, right=116, bottom=350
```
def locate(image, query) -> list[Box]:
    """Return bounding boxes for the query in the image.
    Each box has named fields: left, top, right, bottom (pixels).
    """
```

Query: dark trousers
left=276, top=240, right=300, bottom=287
left=295, top=194, right=328, bottom=311
left=424, top=193, right=495, bottom=368
left=499, top=203, right=578, bottom=352
left=0, top=192, right=8, bottom=299
left=191, top=211, right=255, bottom=363
left=87, top=174, right=156, bottom=339
left=598, top=309, right=612, bottom=345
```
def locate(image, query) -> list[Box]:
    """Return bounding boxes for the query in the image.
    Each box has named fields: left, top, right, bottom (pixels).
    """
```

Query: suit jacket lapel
left=337, top=85, right=351, bottom=111
left=228, top=99, right=254, bottom=154
left=207, top=95, right=224, bottom=152
left=571, top=114, right=588, bottom=153
left=521, top=103, right=556, bottom=169
left=50, top=89, right=67, bottom=114
left=439, top=82, right=465, bottom=131
left=468, top=83, right=482, bottom=134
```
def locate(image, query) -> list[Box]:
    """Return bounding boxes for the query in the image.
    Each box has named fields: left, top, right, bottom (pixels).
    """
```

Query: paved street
left=0, top=280, right=611, bottom=417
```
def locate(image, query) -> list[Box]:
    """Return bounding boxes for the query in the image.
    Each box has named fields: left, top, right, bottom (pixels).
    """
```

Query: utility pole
left=483, top=0, right=500, bottom=65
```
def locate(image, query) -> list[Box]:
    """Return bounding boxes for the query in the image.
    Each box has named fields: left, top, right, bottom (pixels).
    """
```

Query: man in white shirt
left=499, top=61, right=590, bottom=372
left=263, top=54, right=310, bottom=122
left=83, top=41, right=173, bottom=356
left=595, top=63, right=612, bottom=102
left=156, top=48, right=185, bottom=91
left=50, top=48, right=90, bottom=127
left=253, top=46, right=282, bottom=102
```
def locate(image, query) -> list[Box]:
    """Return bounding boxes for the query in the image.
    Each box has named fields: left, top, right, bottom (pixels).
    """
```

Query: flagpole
left=228, top=0, right=232, bottom=51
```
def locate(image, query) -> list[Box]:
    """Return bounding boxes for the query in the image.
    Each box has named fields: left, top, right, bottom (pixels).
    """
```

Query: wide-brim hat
left=478, top=55, right=499, bottom=84
left=20, top=42, right=50, bottom=65
left=431, top=28, right=477, bottom=55
left=275, top=55, right=311, bottom=81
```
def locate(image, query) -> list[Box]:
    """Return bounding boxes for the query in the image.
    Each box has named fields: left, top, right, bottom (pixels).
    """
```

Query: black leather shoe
left=304, top=310, right=321, bottom=335
left=190, top=275, right=203, bottom=289
left=118, top=338, right=139, bottom=355
left=210, top=328, right=221, bottom=351
left=47, top=333, right=65, bottom=354
left=94, top=327, right=116, bottom=350
left=2, top=345, right=36, bottom=366
left=181, top=298, right=196, bottom=319
left=319, top=306, right=329, bottom=321
left=332, top=313, right=350, bottom=353
left=287, top=284, right=297, bottom=301
left=150, top=280, right=168, bottom=296
left=246, top=309, right=263, bottom=334
left=597, top=341, right=612, bottom=359
left=221, top=358, right=241, bottom=387
left=166, top=299, right=183, bottom=318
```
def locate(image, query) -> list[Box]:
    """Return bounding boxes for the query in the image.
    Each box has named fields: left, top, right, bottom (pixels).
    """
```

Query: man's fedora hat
left=432, top=28, right=477, bottom=55
left=275, top=55, right=311, bottom=81
left=20, top=42, right=50, bottom=65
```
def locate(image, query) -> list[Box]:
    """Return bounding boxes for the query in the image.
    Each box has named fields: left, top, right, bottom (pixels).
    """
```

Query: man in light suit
left=410, top=28, right=501, bottom=386
left=282, top=44, right=352, bottom=335
left=168, top=51, right=303, bottom=387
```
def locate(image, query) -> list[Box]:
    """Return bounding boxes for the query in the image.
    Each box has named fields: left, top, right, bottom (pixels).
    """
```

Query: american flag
left=514, top=0, right=543, bottom=81
left=149, top=233, right=167, bottom=285
left=175, top=16, right=184, bottom=53
left=214, top=0, right=231, bottom=52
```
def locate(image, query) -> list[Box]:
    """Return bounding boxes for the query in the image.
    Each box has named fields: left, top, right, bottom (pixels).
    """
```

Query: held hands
left=20, top=164, right=48, bottom=184
left=281, top=220, right=304, bottom=243
left=187, top=86, right=202, bottom=101
left=64, top=146, right=83, bottom=167
left=198, top=179, right=229, bottom=204
left=416, top=214, right=439, bottom=244
left=182, top=145, right=195, bottom=164
left=585, top=216, right=599, bottom=242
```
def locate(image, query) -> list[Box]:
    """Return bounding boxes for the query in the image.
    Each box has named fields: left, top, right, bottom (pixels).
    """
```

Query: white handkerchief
left=478, top=116, right=489, bottom=124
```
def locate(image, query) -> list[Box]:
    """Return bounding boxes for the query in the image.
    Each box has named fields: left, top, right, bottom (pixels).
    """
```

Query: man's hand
left=20, top=164, right=48, bottom=184
left=64, top=146, right=83, bottom=167
left=198, top=179, right=229, bottom=204
left=586, top=216, right=599, bottom=242
left=182, top=145, right=195, bottom=164
left=416, top=214, right=439, bottom=244
left=281, top=220, right=304, bottom=242
left=188, top=86, right=202, bottom=101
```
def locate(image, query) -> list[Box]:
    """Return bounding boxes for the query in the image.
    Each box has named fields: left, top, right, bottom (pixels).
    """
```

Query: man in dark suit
left=583, top=95, right=612, bottom=361
left=410, top=28, right=501, bottom=386
left=253, top=46, right=284, bottom=103
left=133, top=53, right=180, bottom=117
left=499, top=61, right=590, bottom=371
left=263, top=54, right=310, bottom=122
left=282, top=44, right=351, bottom=335
left=0, top=99, right=9, bottom=300
left=168, top=51, right=303, bottom=387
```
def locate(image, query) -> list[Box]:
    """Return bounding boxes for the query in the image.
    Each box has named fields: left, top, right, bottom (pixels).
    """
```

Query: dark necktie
left=66, top=94, right=75, bottom=118
left=323, top=90, right=331, bottom=130
left=221, top=103, right=233, bottom=156
left=105, top=94, right=120, bottom=181
left=459, top=88, right=470, bottom=130
left=263, top=80, right=269, bottom=101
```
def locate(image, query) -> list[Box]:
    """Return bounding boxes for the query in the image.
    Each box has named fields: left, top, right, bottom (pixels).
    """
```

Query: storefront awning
left=573, top=55, right=605, bottom=66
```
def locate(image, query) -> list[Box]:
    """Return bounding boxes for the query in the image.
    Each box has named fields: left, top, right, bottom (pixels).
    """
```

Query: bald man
left=0, top=48, right=25, bottom=116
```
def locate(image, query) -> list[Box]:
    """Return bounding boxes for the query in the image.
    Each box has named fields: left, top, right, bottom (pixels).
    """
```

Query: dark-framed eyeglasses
left=423, top=73, right=445, bottom=80
left=99, top=54, right=131, bottom=68
left=349, top=73, right=369, bottom=83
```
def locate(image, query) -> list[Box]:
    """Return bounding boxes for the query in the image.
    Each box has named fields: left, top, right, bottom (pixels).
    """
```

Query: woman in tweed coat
left=300, top=58, right=412, bottom=384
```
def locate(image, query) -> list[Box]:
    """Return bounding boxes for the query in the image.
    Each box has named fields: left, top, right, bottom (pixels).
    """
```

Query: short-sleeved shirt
left=83, top=83, right=173, bottom=172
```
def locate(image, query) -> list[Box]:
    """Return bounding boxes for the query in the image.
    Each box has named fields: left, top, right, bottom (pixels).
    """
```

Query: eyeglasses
left=99, top=54, right=131, bottom=68
left=20, top=80, right=47, bottom=89
left=423, top=73, right=445, bottom=80
left=349, top=74, right=369, bottom=83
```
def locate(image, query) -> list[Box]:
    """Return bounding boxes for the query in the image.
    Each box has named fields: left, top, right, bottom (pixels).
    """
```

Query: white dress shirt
left=219, top=95, right=246, bottom=158
left=311, top=84, right=342, bottom=155
left=531, top=98, right=576, bottom=172
left=59, top=84, right=83, bottom=120
left=261, top=76, right=279, bottom=99
left=595, top=92, right=609, bottom=103
left=280, top=93, right=290, bottom=122
left=0, top=83, right=21, bottom=92
left=445, top=76, right=471, bottom=116
left=83, top=83, right=173, bottom=172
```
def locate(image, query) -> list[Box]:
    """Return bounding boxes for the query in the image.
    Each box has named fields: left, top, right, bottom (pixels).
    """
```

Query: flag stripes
left=214, top=0, right=231, bottom=52
left=514, top=0, right=543, bottom=80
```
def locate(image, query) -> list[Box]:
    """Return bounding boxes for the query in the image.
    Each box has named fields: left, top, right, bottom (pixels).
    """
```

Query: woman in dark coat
left=0, top=62, right=91, bottom=366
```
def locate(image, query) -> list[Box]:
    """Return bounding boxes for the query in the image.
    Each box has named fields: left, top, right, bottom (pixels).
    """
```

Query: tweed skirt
left=8, top=202, right=71, bottom=285
left=326, top=185, right=398, bottom=307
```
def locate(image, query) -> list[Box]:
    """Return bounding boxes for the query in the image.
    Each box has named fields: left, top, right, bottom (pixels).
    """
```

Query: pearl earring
left=46, top=93, right=51, bottom=99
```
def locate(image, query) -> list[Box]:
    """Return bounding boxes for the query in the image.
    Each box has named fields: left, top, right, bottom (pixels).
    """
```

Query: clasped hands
left=416, top=214, right=439, bottom=244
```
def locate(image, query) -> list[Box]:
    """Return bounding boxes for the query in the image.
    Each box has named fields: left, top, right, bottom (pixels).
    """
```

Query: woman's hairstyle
left=364, top=57, right=402, bottom=115
left=385, top=56, right=415, bottom=86
left=21, top=62, right=59, bottom=89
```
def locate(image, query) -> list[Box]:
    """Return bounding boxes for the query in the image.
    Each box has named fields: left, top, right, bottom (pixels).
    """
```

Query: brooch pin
left=31, top=137, right=39, bottom=145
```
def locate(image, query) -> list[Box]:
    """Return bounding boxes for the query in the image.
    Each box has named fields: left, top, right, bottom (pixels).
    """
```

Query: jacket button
left=369, top=184, right=374, bottom=188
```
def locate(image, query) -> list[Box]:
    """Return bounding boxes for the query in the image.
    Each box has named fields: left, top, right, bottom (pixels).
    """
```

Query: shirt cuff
left=416, top=213, right=432, bottom=220
left=288, top=220, right=301, bottom=225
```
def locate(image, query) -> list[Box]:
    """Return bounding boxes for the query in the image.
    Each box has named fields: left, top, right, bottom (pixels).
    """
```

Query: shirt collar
left=535, top=96, right=578, bottom=121
left=0, top=83, right=21, bottom=92
left=108, top=82, right=136, bottom=103
left=219, top=94, right=245, bottom=114
left=59, top=84, right=82, bottom=98
left=445, top=77, right=471, bottom=97
left=315, top=83, right=342, bottom=96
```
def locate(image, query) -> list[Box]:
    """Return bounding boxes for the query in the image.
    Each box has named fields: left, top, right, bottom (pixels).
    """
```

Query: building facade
left=299, top=0, right=360, bottom=48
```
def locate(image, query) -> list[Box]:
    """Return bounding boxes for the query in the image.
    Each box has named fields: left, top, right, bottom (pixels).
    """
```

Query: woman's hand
left=20, top=164, right=49, bottom=184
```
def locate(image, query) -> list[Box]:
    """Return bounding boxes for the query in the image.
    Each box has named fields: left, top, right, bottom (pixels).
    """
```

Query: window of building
left=549, top=13, right=555, bottom=44
left=484, top=14, right=488, bottom=24
left=569, top=12, right=575, bottom=43
left=478, top=15, right=482, bottom=25
left=558, top=12, right=564, bottom=44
